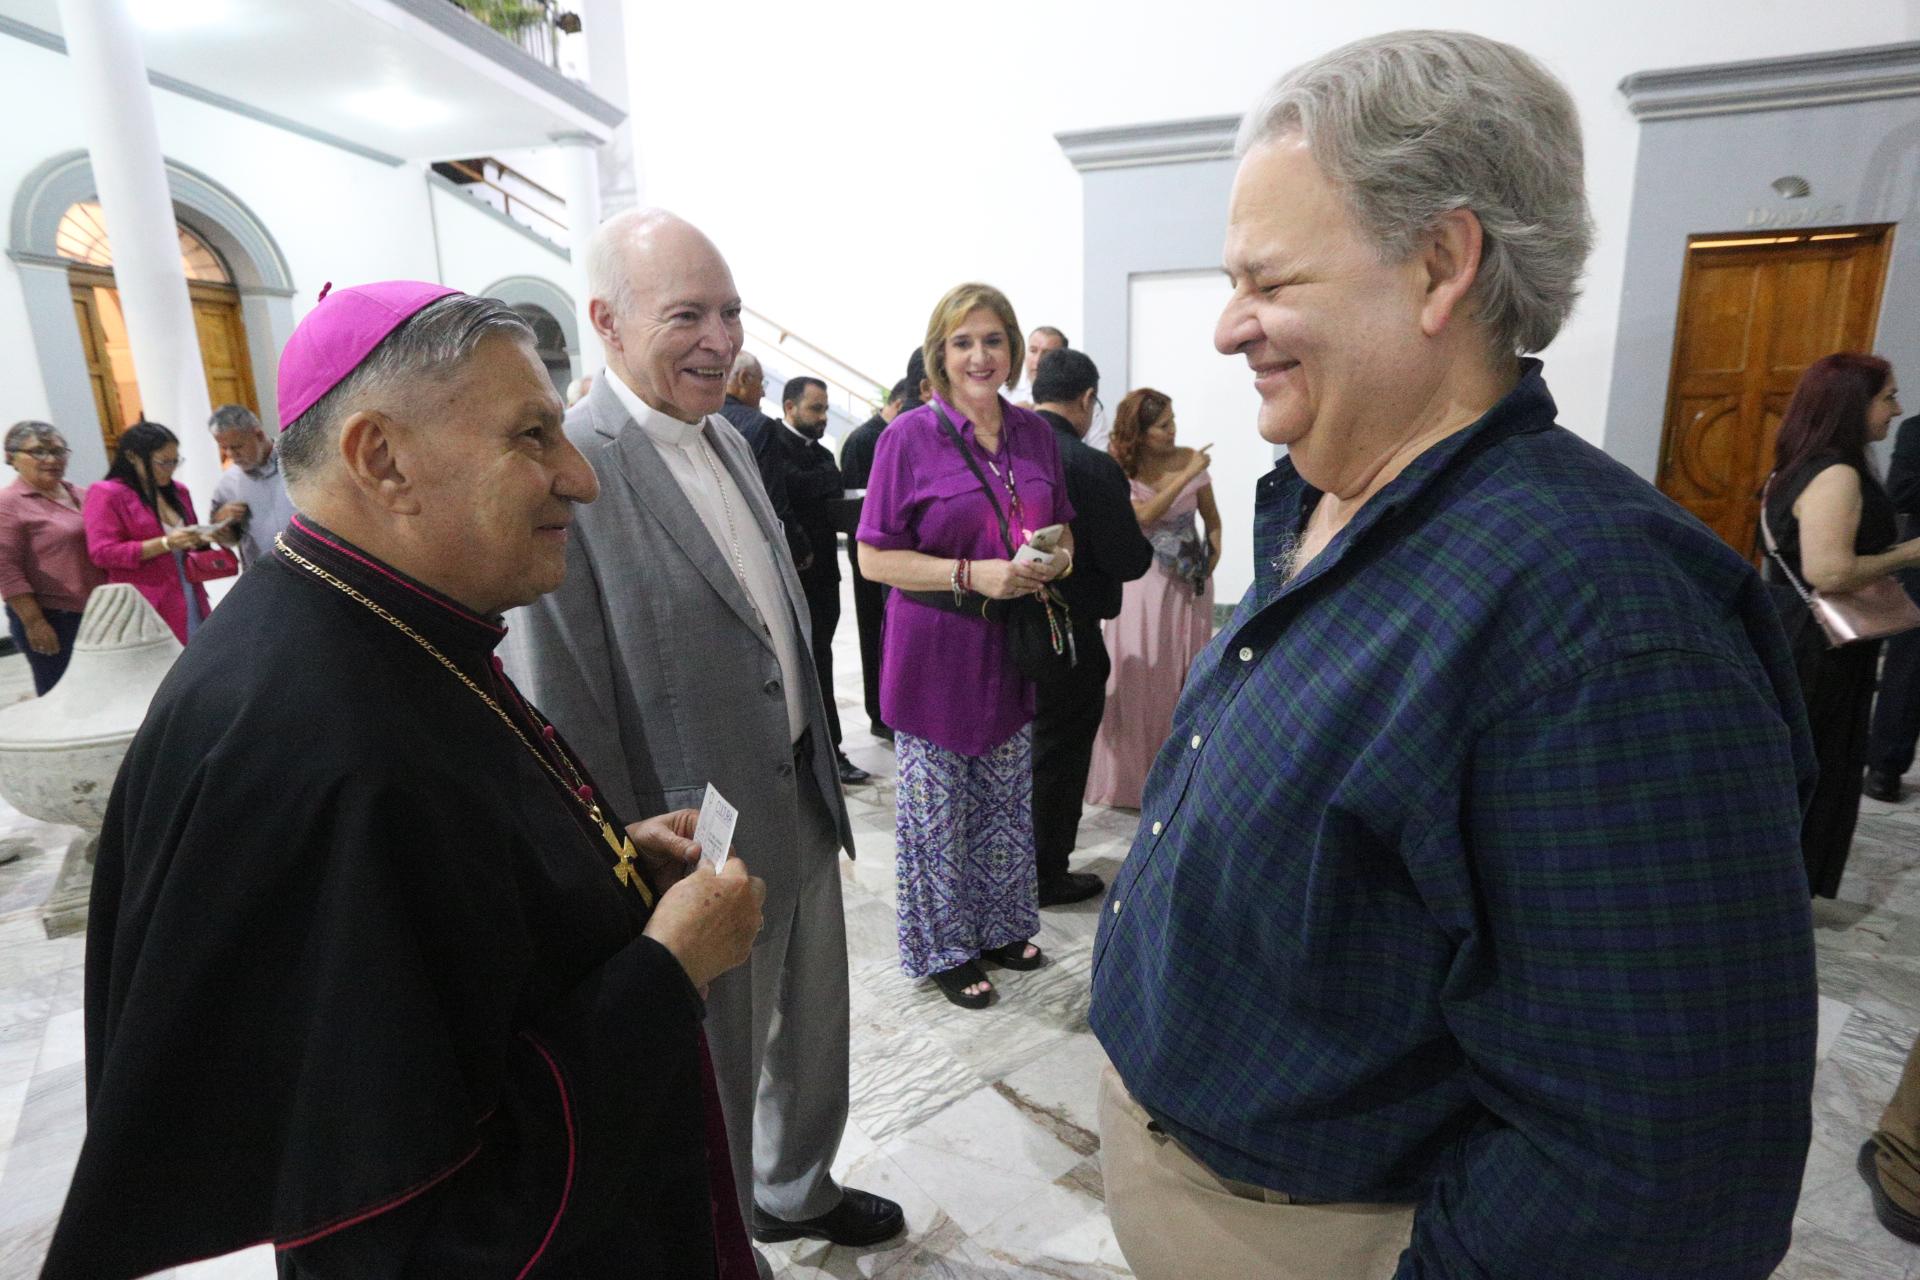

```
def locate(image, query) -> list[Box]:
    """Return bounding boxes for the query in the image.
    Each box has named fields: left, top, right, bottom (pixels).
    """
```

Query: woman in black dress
left=1763, top=352, right=1914, bottom=897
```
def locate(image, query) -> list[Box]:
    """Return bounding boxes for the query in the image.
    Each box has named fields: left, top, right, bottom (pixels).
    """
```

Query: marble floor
left=1, top=573, right=1919, bottom=1278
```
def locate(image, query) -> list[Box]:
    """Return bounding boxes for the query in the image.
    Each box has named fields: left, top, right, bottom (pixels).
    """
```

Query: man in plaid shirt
left=1089, top=31, right=1819, bottom=1280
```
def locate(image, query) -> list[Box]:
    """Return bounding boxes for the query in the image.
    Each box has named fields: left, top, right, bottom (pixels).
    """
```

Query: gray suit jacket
left=503, top=378, right=854, bottom=903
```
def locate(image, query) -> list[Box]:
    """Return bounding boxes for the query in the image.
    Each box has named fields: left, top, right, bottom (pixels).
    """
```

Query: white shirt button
left=1151, top=821, right=1163, bottom=835
left=1239, top=647, right=1253, bottom=662
left=1111, top=898, right=1122, bottom=914
left=1190, top=735, right=1202, bottom=750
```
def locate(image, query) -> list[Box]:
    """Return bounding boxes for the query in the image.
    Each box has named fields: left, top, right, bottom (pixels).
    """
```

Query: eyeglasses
left=18, top=447, right=69, bottom=462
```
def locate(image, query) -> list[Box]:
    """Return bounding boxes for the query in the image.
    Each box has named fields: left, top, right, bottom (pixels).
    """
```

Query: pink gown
left=1085, top=469, right=1215, bottom=809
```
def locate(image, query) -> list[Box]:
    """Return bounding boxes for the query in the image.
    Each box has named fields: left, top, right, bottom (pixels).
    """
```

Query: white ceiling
left=0, top=0, right=619, bottom=162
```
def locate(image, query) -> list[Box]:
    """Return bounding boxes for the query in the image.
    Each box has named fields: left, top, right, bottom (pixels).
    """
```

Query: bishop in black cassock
left=42, top=282, right=763, bottom=1279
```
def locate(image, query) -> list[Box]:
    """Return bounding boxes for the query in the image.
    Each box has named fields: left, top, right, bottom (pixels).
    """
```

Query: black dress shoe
left=1037, top=870, right=1105, bottom=907
left=1865, top=770, right=1905, bottom=803
left=751, top=1186, right=905, bottom=1246
left=870, top=723, right=895, bottom=744
left=837, top=754, right=872, bottom=785
left=1859, top=1139, right=1920, bottom=1244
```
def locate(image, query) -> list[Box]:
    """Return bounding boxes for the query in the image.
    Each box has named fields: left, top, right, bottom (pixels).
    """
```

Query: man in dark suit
left=1867, top=412, right=1920, bottom=800
left=838, top=377, right=910, bottom=742
left=774, top=375, right=870, bottom=785
left=1030, top=349, right=1152, bottom=906
left=722, top=352, right=808, bottom=569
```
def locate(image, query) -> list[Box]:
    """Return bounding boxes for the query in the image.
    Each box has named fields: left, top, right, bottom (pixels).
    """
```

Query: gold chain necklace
left=274, top=534, right=652, bottom=905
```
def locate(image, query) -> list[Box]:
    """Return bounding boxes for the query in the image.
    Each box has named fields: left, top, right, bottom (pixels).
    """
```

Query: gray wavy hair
left=280, top=294, right=533, bottom=489
left=1236, top=29, right=1594, bottom=356
left=4, top=421, right=61, bottom=456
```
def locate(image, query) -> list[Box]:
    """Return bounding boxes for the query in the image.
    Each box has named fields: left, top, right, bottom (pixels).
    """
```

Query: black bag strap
left=933, top=405, right=1017, bottom=557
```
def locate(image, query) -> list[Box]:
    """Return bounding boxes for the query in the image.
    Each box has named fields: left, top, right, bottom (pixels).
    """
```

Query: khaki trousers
left=1099, top=1065, right=1415, bottom=1280
left=1874, top=1033, right=1920, bottom=1214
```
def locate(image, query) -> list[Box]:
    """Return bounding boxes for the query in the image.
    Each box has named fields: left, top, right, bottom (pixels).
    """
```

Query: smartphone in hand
left=1012, top=523, right=1065, bottom=568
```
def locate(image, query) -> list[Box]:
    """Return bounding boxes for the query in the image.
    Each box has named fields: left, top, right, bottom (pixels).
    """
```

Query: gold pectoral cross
left=602, top=819, right=655, bottom=908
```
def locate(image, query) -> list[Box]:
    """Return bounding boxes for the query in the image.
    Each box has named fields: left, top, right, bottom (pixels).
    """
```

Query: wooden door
left=189, top=284, right=258, bottom=416
left=1656, top=225, right=1892, bottom=559
left=67, top=271, right=258, bottom=454
left=69, top=283, right=128, bottom=453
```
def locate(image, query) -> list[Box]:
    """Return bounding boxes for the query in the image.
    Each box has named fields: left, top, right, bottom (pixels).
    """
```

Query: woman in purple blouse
left=857, top=283, right=1074, bottom=1007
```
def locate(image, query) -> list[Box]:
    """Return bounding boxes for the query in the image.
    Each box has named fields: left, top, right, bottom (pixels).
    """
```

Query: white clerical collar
left=607, top=365, right=706, bottom=451
left=782, top=419, right=815, bottom=445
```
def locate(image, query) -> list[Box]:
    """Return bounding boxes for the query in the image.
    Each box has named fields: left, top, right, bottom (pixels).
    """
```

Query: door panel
left=69, top=285, right=127, bottom=452
left=189, top=287, right=258, bottom=416
left=1675, top=263, right=1759, bottom=375
left=1655, top=226, right=1892, bottom=559
left=66, top=272, right=258, bottom=457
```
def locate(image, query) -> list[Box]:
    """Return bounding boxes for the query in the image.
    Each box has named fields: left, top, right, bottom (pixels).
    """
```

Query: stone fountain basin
left=0, top=584, right=180, bottom=831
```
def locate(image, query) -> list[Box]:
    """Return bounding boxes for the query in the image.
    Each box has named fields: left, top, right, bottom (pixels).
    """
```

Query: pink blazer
left=83, top=477, right=211, bottom=644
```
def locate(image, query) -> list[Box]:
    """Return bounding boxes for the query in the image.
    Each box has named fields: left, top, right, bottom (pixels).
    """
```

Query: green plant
left=454, top=0, right=547, bottom=37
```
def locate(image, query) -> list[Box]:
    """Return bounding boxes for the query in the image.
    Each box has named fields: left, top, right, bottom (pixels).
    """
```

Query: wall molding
left=1620, top=41, right=1920, bottom=120
left=1055, top=115, right=1240, bottom=172
left=0, top=14, right=405, bottom=166
left=10, top=150, right=296, bottom=293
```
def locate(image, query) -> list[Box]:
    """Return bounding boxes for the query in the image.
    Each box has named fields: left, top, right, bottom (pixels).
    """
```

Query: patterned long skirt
left=893, top=725, right=1041, bottom=979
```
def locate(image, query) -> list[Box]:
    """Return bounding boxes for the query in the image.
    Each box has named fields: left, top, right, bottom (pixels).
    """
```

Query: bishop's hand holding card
left=693, top=783, right=739, bottom=875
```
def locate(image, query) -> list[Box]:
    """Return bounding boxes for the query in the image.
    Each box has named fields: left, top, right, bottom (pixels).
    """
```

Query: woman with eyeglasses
left=0, top=422, right=104, bottom=693
left=83, top=421, right=217, bottom=645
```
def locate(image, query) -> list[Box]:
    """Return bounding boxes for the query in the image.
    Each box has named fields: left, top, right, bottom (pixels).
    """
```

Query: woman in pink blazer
left=83, top=422, right=215, bottom=644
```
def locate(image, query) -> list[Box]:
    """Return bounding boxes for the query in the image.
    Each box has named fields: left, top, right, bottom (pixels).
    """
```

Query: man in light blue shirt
left=207, top=404, right=295, bottom=569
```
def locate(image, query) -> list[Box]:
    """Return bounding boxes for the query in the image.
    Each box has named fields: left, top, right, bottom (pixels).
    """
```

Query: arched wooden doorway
left=56, top=199, right=259, bottom=455
left=510, top=303, right=572, bottom=398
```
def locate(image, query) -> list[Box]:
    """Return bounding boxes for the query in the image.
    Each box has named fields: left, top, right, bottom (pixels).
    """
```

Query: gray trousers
left=704, top=773, right=850, bottom=1267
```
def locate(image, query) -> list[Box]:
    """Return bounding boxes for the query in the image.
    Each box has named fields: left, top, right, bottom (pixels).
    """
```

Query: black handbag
left=903, top=407, right=1076, bottom=681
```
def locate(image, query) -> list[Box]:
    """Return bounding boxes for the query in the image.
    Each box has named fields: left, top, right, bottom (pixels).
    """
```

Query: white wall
left=1129, top=270, right=1265, bottom=605
left=0, top=33, right=576, bottom=490
left=429, top=177, right=574, bottom=297
left=624, top=0, right=1919, bottom=443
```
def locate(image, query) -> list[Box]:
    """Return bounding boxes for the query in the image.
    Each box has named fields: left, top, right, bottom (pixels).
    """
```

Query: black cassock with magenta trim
left=43, top=516, right=753, bottom=1279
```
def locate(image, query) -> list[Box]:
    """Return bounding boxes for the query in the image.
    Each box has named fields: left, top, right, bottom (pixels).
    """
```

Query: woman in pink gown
left=1086, top=389, right=1222, bottom=809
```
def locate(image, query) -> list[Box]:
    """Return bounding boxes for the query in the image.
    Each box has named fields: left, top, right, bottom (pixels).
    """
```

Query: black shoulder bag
left=901, top=407, right=1077, bottom=681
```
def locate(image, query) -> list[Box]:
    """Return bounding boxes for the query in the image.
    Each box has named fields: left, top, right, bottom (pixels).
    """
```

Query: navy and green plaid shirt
left=1089, top=362, right=1819, bottom=1279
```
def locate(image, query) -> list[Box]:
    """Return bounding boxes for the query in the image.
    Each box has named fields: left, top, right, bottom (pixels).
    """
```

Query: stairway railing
left=432, top=157, right=568, bottom=242
left=741, top=306, right=888, bottom=422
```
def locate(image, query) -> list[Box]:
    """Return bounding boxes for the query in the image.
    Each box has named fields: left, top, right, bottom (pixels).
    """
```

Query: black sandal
left=981, top=940, right=1045, bottom=971
left=930, top=961, right=993, bottom=1009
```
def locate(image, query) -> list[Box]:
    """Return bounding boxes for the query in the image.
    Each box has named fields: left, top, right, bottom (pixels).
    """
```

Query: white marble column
left=56, top=0, right=215, bottom=502
left=553, top=132, right=605, bottom=378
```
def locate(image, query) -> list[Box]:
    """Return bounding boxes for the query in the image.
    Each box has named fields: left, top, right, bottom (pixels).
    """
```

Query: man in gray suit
left=504, top=209, right=902, bottom=1267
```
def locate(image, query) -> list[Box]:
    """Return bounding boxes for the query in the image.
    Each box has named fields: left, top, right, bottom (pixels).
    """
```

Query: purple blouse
left=857, top=395, right=1074, bottom=756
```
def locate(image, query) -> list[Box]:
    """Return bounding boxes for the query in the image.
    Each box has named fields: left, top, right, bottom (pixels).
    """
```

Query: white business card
left=693, top=783, right=738, bottom=874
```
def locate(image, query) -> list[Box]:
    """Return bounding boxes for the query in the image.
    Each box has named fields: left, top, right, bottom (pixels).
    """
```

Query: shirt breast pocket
left=1014, top=471, right=1062, bottom=531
